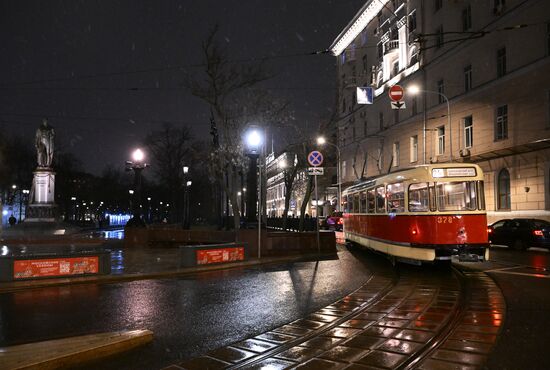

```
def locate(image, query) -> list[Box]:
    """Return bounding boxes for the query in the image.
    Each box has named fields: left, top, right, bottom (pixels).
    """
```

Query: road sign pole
left=315, top=174, right=320, bottom=254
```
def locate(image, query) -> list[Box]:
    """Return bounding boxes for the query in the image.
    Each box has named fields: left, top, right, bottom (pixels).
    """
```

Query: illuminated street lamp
left=317, top=136, right=341, bottom=212
left=125, top=148, right=148, bottom=227
left=244, top=126, right=264, bottom=258
left=408, top=85, right=453, bottom=163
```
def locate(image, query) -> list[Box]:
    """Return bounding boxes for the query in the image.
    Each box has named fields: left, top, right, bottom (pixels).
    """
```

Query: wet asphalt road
left=460, top=246, right=550, bottom=370
left=0, top=248, right=393, bottom=370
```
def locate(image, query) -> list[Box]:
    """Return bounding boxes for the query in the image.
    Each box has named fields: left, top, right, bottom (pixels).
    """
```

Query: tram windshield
left=436, top=181, right=478, bottom=211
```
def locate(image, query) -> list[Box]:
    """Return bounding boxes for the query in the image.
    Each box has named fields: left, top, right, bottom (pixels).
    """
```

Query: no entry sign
left=389, top=85, right=404, bottom=102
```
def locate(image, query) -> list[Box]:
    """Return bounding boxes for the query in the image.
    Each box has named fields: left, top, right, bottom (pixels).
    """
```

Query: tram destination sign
left=432, top=167, right=477, bottom=178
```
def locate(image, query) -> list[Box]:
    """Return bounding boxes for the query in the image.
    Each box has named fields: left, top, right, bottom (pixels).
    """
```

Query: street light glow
left=408, top=85, right=420, bottom=95
left=132, top=148, right=145, bottom=162
left=186, top=180, right=192, bottom=187
left=246, top=129, right=262, bottom=149
left=183, top=166, right=189, bottom=174
left=317, top=136, right=326, bottom=145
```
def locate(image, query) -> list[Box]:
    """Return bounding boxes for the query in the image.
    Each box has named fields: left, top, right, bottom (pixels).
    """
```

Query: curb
left=0, top=252, right=340, bottom=294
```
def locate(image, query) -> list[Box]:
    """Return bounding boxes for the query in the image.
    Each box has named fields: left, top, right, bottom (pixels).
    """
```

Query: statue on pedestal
left=35, top=118, right=55, bottom=168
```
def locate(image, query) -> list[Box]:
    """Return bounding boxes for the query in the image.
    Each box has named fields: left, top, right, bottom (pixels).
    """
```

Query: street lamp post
left=126, top=148, right=147, bottom=227
left=245, top=127, right=264, bottom=258
left=408, top=85, right=453, bottom=163
left=316, top=137, right=342, bottom=212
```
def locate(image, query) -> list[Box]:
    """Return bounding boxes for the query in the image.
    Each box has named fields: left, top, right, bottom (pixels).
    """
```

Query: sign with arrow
left=391, top=101, right=406, bottom=109
left=307, top=167, right=324, bottom=176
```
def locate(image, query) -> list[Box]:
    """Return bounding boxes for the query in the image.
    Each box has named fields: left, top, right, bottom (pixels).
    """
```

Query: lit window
left=437, top=126, right=445, bottom=155
left=410, top=135, right=418, bottom=162
left=497, top=168, right=511, bottom=210
left=495, top=105, right=508, bottom=140
left=392, top=142, right=400, bottom=167
left=463, top=116, right=473, bottom=148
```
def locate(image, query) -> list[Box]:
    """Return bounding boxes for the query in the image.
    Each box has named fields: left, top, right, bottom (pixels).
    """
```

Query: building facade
left=330, top=0, right=550, bottom=223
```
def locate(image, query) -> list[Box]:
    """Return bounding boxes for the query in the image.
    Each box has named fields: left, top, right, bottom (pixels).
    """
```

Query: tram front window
left=436, top=181, right=477, bottom=211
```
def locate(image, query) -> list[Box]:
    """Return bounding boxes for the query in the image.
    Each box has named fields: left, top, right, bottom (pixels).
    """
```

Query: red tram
left=342, top=164, right=489, bottom=263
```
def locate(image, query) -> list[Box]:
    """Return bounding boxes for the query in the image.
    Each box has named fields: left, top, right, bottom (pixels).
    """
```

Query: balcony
left=383, top=40, right=399, bottom=55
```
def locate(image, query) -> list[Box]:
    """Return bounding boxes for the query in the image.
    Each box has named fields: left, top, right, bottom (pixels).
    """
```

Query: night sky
left=0, top=1, right=363, bottom=174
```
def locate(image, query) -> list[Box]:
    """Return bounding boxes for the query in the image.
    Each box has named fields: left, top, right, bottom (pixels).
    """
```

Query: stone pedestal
left=25, top=168, right=58, bottom=222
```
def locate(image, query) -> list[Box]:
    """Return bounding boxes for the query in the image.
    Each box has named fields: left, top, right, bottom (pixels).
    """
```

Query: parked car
left=323, top=212, right=343, bottom=231
left=487, top=218, right=550, bottom=250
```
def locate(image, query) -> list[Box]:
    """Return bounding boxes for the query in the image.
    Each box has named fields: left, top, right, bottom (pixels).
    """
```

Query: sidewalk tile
left=319, top=345, right=369, bottom=363
left=290, top=319, right=326, bottom=330
left=255, top=332, right=297, bottom=344
left=245, top=357, right=295, bottom=370
left=323, top=327, right=363, bottom=338
left=342, top=335, right=385, bottom=350
left=340, top=319, right=376, bottom=329
left=393, top=329, right=434, bottom=343
left=272, top=325, right=312, bottom=336
left=293, top=358, right=348, bottom=370
left=377, top=339, right=422, bottom=355
left=301, top=336, right=342, bottom=350
left=356, top=350, right=407, bottom=368
left=449, top=331, right=497, bottom=344
left=361, top=326, right=399, bottom=338
left=274, top=345, right=324, bottom=362
left=207, top=346, right=257, bottom=364
left=233, top=338, right=278, bottom=353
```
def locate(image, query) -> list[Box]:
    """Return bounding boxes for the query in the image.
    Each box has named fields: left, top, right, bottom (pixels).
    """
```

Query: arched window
left=497, top=168, right=511, bottom=210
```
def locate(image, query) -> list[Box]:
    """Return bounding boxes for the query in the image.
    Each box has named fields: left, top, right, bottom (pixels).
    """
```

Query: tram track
left=172, top=263, right=506, bottom=370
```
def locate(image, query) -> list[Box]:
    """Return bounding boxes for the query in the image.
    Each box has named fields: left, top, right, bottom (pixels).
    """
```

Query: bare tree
left=183, top=25, right=275, bottom=229
left=145, top=123, right=193, bottom=222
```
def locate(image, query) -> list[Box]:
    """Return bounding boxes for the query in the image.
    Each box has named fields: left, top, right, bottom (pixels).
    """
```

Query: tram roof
left=342, top=163, right=484, bottom=195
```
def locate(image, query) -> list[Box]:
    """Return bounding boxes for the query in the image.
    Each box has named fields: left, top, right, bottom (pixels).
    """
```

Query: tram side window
left=360, top=191, right=367, bottom=213
left=376, top=186, right=386, bottom=213
left=367, top=189, right=376, bottom=213
left=343, top=196, right=349, bottom=213
left=408, top=183, right=430, bottom=212
left=477, top=181, right=486, bottom=210
left=353, top=193, right=360, bottom=213
left=436, top=181, right=477, bottom=211
left=387, top=183, right=405, bottom=213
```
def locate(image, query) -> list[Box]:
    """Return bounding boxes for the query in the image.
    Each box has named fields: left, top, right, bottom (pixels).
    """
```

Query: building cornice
left=329, top=0, right=390, bottom=56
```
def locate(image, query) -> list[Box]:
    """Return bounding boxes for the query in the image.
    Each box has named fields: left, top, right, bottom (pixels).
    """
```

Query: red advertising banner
left=196, top=247, right=245, bottom=265
left=13, top=257, right=100, bottom=279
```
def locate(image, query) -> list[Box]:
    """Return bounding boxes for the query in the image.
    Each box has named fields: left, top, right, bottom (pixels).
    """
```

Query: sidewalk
left=0, top=239, right=340, bottom=293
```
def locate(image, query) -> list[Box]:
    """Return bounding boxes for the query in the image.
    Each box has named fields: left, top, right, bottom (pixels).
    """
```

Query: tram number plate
left=436, top=216, right=453, bottom=224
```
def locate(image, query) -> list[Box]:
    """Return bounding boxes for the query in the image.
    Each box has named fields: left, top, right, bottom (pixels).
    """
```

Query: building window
left=377, top=12, right=383, bottom=26
left=494, top=0, right=506, bottom=14
left=377, top=42, right=383, bottom=59
left=464, top=65, right=472, bottom=92
left=392, top=61, right=399, bottom=76
left=434, top=0, right=442, bottom=12
left=412, top=96, right=418, bottom=115
left=340, top=53, right=346, bottom=65
left=497, top=168, right=511, bottom=210
left=410, top=135, right=418, bottom=162
left=497, top=47, right=506, bottom=77
left=408, top=11, right=417, bottom=32
left=379, top=112, right=384, bottom=131
left=437, top=126, right=445, bottom=155
left=392, top=142, right=400, bottom=167
left=437, top=79, right=445, bottom=104
left=436, top=25, right=444, bottom=49
left=362, top=54, right=368, bottom=73
left=495, top=105, right=508, bottom=140
left=462, top=5, right=472, bottom=31
left=463, top=116, right=473, bottom=148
